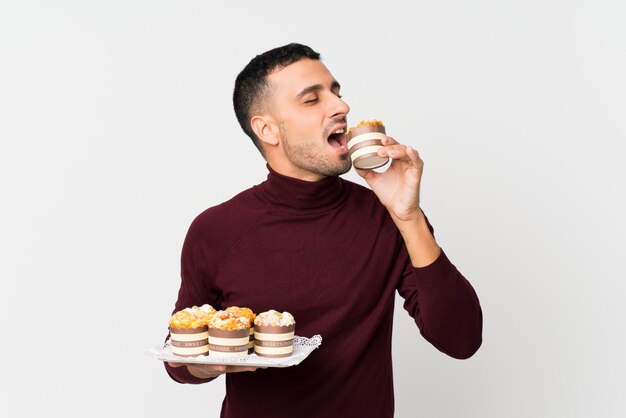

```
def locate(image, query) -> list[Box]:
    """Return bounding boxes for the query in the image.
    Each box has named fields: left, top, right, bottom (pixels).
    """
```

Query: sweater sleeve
left=163, top=216, right=223, bottom=384
left=396, top=223, right=483, bottom=359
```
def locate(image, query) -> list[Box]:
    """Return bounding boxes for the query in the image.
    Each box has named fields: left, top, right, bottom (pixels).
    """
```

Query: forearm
left=401, top=251, right=483, bottom=359
left=393, top=210, right=441, bottom=268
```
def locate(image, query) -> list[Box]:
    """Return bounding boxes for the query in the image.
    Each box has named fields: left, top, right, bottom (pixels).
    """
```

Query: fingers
left=405, top=146, right=424, bottom=170
left=168, top=362, right=264, bottom=379
left=381, top=136, right=398, bottom=146
left=377, top=136, right=406, bottom=158
left=354, top=137, right=421, bottom=180
left=377, top=136, right=420, bottom=162
left=224, top=365, right=264, bottom=373
left=187, top=363, right=228, bottom=379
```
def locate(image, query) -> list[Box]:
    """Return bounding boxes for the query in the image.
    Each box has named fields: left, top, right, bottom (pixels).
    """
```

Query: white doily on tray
left=293, top=335, right=322, bottom=348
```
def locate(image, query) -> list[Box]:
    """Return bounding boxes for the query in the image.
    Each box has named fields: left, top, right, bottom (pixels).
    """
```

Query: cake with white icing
left=254, top=310, right=296, bottom=358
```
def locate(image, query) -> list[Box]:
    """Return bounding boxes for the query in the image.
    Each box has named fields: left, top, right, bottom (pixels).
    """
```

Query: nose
left=330, top=94, right=350, bottom=118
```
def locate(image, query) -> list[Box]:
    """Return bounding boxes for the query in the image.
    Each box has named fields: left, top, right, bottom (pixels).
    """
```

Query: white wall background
left=1, top=1, right=624, bottom=417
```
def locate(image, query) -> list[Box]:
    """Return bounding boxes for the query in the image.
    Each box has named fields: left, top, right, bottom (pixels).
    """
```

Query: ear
left=250, top=115, right=280, bottom=147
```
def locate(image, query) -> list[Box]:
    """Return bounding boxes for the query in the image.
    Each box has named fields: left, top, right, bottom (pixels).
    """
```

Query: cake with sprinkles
left=208, top=310, right=252, bottom=358
left=168, top=304, right=215, bottom=357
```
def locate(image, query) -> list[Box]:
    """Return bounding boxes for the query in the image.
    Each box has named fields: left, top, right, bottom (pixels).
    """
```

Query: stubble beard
left=280, top=125, right=351, bottom=178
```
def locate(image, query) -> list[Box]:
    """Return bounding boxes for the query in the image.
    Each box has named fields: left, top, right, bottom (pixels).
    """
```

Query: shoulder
left=184, top=186, right=265, bottom=248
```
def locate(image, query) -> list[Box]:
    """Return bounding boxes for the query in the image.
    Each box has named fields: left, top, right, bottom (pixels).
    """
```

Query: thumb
left=355, top=167, right=376, bottom=182
left=167, top=362, right=184, bottom=368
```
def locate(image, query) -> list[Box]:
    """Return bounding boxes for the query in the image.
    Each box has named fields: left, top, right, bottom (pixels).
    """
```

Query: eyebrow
left=295, top=80, right=342, bottom=100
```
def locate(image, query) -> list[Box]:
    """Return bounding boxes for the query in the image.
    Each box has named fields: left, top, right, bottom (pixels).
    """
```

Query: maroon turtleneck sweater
left=165, top=166, right=482, bottom=417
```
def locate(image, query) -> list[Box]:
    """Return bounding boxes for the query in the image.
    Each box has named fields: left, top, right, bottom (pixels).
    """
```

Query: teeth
left=333, top=129, right=345, bottom=134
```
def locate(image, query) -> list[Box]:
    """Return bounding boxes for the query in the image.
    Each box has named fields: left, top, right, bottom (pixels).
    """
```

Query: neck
left=265, top=160, right=327, bottom=182
left=256, top=164, right=346, bottom=212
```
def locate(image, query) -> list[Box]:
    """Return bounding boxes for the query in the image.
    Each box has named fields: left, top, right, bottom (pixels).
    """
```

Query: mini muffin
left=226, top=307, right=257, bottom=354
left=208, top=310, right=252, bottom=357
left=345, top=119, right=389, bottom=170
left=254, top=310, right=296, bottom=358
left=168, top=304, right=215, bottom=357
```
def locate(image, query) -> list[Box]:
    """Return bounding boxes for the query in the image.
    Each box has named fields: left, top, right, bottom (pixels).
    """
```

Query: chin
left=337, top=161, right=352, bottom=176
left=284, top=142, right=351, bottom=178
left=324, top=159, right=352, bottom=177
left=300, top=160, right=350, bottom=178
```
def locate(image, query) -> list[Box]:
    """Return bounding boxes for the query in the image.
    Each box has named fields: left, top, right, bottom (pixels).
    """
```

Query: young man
left=165, top=43, right=482, bottom=417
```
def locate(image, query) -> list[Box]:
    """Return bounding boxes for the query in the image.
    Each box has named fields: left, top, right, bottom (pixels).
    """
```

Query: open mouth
left=327, top=128, right=348, bottom=152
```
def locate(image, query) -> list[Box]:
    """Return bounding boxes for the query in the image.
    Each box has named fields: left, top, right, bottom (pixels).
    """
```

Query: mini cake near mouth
left=168, top=304, right=215, bottom=357
left=346, top=119, right=389, bottom=170
left=208, top=310, right=252, bottom=357
left=254, top=310, right=296, bottom=358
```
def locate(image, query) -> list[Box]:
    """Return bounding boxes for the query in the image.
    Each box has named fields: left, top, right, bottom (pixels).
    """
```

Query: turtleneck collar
left=254, top=164, right=347, bottom=212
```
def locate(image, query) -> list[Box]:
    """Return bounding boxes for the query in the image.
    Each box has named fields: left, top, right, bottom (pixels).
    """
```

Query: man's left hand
left=355, top=136, right=424, bottom=223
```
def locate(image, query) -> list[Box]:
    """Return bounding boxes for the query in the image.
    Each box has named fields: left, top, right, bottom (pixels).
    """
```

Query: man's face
left=266, top=59, right=351, bottom=180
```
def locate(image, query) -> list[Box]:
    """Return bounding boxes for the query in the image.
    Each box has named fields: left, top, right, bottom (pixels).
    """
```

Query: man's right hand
left=167, top=362, right=263, bottom=379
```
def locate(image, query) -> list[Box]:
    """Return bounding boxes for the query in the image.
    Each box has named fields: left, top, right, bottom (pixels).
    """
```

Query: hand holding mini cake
left=254, top=310, right=296, bottom=358
left=208, top=309, right=252, bottom=358
left=168, top=304, right=215, bottom=358
left=346, top=119, right=389, bottom=170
